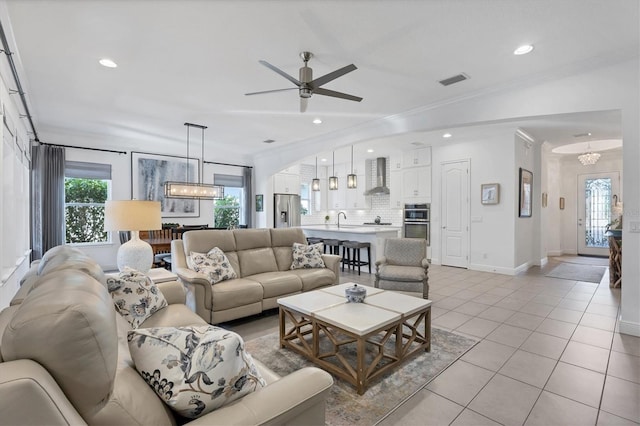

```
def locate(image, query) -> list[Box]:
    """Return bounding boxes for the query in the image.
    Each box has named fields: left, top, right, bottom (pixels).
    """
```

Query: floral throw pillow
left=189, top=248, right=237, bottom=284
left=127, top=325, right=266, bottom=419
left=107, top=267, right=168, bottom=328
left=290, top=242, right=325, bottom=270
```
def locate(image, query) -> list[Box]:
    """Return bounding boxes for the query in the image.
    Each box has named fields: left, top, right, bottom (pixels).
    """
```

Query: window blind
left=65, top=161, right=112, bottom=180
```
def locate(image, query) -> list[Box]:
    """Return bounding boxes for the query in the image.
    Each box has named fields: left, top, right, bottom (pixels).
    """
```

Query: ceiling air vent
left=263, top=139, right=276, bottom=144
left=439, top=73, right=469, bottom=87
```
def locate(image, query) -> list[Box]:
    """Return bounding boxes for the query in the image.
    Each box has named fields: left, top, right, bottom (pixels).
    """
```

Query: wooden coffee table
left=278, top=283, right=431, bottom=394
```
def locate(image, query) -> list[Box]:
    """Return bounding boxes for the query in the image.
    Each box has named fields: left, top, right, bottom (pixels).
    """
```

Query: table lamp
left=104, top=200, right=162, bottom=273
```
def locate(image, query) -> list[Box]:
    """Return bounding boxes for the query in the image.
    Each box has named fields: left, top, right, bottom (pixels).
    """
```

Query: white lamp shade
left=104, top=200, right=162, bottom=231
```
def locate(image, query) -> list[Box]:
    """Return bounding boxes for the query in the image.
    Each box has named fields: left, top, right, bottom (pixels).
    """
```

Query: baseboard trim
left=547, top=250, right=563, bottom=257
left=469, top=263, right=517, bottom=276
left=514, top=261, right=534, bottom=275
left=618, top=319, right=640, bottom=337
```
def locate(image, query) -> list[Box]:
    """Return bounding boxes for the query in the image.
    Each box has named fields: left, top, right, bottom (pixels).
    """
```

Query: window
left=300, top=182, right=310, bottom=215
left=213, top=174, right=244, bottom=229
left=64, top=161, right=111, bottom=244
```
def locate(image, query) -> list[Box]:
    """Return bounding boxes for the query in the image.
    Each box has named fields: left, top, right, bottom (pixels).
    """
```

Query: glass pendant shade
left=347, top=145, right=357, bottom=188
left=578, top=151, right=601, bottom=165
left=329, top=151, right=338, bottom=190
left=312, top=156, right=320, bottom=191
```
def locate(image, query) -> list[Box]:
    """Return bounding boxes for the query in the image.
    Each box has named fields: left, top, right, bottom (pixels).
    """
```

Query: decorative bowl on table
left=345, top=283, right=367, bottom=303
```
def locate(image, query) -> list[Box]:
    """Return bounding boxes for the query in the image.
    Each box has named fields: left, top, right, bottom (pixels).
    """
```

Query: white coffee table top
left=319, top=282, right=384, bottom=298
left=277, top=291, right=345, bottom=315
left=364, top=291, right=431, bottom=316
left=313, top=302, right=401, bottom=335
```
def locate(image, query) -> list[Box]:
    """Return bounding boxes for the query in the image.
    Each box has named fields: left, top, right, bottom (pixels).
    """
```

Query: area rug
left=244, top=327, right=478, bottom=426
left=546, top=262, right=606, bottom=283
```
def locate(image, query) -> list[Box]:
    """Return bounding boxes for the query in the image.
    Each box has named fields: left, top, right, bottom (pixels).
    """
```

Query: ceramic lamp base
left=117, top=231, right=153, bottom=273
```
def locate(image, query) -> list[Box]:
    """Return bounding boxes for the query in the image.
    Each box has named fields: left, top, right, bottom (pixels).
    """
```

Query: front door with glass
left=577, top=172, right=620, bottom=256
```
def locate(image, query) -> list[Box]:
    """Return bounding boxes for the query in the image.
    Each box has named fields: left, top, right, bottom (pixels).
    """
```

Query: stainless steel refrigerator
left=274, top=193, right=301, bottom=228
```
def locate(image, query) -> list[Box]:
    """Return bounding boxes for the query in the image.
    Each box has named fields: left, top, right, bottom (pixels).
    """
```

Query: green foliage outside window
left=214, top=194, right=240, bottom=229
left=65, top=178, right=108, bottom=243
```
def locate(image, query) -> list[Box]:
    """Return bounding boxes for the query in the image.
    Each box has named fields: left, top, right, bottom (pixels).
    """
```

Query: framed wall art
left=255, top=194, right=264, bottom=212
left=519, top=168, right=533, bottom=217
left=131, top=152, right=200, bottom=218
left=481, top=183, right=500, bottom=205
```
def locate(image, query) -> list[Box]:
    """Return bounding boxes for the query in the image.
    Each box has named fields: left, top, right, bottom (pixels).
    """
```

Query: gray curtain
left=243, top=166, right=253, bottom=228
left=31, top=144, right=65, bottom=260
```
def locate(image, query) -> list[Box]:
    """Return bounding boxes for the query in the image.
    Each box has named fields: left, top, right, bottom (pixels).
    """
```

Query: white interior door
left=577, top=172, right=620, bottom=256
left=441, top=160, right=469, bottom=268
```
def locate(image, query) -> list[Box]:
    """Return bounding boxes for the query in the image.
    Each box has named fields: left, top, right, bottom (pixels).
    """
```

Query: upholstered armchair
left=374, top=238, right=429, bottom=299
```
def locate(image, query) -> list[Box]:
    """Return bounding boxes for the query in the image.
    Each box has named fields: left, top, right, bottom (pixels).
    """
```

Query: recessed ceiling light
left=99, top=58, right=118, bottom=68
left=367, top=149, right=374, bottom=153
left=442, top=133, right=452, bottom=138
left=313, top=118, right=322, bottom=124
left=513, top=44, right=534, bottom=55
left=263, top=139, right=275, bottom=144
left=321, top=158, right=327, bottom=162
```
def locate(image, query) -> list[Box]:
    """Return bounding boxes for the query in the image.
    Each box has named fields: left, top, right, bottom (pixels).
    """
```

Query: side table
left=605, top=230, right=622, bottom=288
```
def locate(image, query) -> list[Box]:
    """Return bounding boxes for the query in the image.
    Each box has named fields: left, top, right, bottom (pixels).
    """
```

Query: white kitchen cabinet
left=402, top=166, right=431, bottom=203
left=313, top=178, right=327, bottom=211
left=389, top=153, right=403, bottom=171
left=389, top=169, right=403, bottom=208
left=345, top=174, right=371, bottom=209
left=402, top=147, right=431, bottom=167
left=273, top=172, right=300, bottom=194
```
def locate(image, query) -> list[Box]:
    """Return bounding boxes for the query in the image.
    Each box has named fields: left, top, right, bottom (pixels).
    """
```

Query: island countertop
left=299, top=224, right=401, bottom=234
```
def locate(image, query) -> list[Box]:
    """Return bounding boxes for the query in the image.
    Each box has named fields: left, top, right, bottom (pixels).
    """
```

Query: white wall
left=514, top=132, right=540, bottom=271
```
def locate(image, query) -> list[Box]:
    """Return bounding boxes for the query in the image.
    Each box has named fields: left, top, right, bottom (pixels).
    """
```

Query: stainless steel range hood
left=364, top=157, right=390, bottom=195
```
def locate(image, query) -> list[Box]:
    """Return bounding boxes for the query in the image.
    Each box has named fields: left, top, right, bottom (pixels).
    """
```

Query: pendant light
left=578, top=143, right=601, bottom=166
left=164, top=122, right=224, bottom=199
left=347, top=145, right=357, bottom=189
left=328, top=151, right=338, bottom=190
left=312, top=156, right=320, bottom=191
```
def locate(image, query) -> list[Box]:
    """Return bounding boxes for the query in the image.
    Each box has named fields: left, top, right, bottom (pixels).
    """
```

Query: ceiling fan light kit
left=245, top=51, right=362, bottom=113
left=164, top=123, right=224, bottom=200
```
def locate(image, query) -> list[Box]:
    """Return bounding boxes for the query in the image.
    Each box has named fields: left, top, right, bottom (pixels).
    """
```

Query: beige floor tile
left=433, top=296, right=468, bottom=310
left=499, top=349, right=557, bottom=388
left=461, top=339, right=517, bottom=371
left=586, top=302, right=620, bottom=318
left=531, top=294, right=563, bottom=307
left=456, top=317, right=501, bottom=338
left=433, top=310, right=473, bottom=330
left=520, top=302, right=555, bottom=317
left=434, top=286, right=465, bottom=297
left=607, top=351, right=640, bottom=384
left=521, top=331, right=568, bottom=359
left=430, top=306, right=449, bottom=319
left=612, top=333, right=640, bottom=357
left=450, top=409, right=501, bottom=426
left=581, top=312, right=617, bottom=332
left=452, top=289, right=484, bottom=300
left=557, top=298, right=589, bottom=312
left=565, top=291, right=595, bottom=302
left=572, top=325, right=614, bottom=349
left=545, top=362, right=605, bottom=408
left=485, top=324, right=532, bottom=348
left=597, top=410, right=640, bottom=425
left=601, top=376, right=640, bottom=423
left=525, top=391, right=598, bottom=426
left=426, top=360, right=494, bottom=406
left=561, top=341, right=610, bottom=373
left=469, top=374, right=541, bottom=426
left=505, top=312, right=546, bottom=331
left=377, top=389, right=464, bottom=426
left=477, top=306, right=517, bottom=323
left=591, top=294, right=620, bottom=307
left=493, top=297, right=529, bottom=311
left=473, top=293, right=504, bottom=306
left=486, top=287, right=516, bottom=297
left=535, top=318, right=577, bottom=339
left=453, top=301, right=491, bottom=316
left=548, top=307, right=584, bottom=324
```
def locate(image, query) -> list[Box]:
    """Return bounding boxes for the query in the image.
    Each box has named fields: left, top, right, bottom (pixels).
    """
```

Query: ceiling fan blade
left=245, top=87, right=298, bottom=96
left=300, top=97, right=308, bottom=113
left=310, top=64, right=357, bottom=88
left=259, top=60, right=301, bottom=86
left=314, top=87, right=363, bottom=102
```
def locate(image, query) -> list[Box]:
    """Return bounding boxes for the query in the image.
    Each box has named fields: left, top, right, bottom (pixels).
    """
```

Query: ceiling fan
left=245, top=51, right=362, bottom=113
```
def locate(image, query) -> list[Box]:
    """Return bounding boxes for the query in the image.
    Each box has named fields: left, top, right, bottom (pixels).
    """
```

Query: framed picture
left=255, top=194, right=264, bottom=212
left=131, top=152, right=200, bottom=218
left=481, top=183, right=500, bottom=205
left=519, top=168, right=533, bottom=217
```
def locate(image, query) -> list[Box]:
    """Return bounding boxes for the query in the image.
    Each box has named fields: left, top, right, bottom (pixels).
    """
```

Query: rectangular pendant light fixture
left=312, top=156, right=320, bottom=191
left=329, top=151, right=338, bottom=190
left=347, top=145, right=357, bottom=189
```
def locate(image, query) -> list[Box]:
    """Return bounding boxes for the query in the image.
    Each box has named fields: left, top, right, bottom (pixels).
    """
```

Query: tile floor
left=225, top=258, right=640, bottom=426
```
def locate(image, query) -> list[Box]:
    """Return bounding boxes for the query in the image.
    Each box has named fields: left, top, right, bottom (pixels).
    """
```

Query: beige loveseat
left=172, top=228, right=341, bottom=324
left=0, top=246, right=333, bottom=425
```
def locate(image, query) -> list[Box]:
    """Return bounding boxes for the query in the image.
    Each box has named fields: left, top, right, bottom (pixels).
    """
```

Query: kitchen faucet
left=337, top=211, right=347, bottom=228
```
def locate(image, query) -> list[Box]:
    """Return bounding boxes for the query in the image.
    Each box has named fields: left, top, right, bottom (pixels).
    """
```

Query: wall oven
left=403, top=203, right=430, bottom=246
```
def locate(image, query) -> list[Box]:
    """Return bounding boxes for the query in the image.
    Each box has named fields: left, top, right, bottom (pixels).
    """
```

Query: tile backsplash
left=299, top=162, right=403, bottom=226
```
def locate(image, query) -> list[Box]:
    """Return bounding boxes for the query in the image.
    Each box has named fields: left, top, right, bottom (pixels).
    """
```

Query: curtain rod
left=39, top=141, right=127, bottom=155
left=203, top=160, right=253, bottom=169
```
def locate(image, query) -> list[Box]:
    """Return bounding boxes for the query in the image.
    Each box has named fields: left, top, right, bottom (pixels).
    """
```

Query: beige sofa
left=0, top=246, right=333, bottom=425
left=172, top=228, right=341, bottom=324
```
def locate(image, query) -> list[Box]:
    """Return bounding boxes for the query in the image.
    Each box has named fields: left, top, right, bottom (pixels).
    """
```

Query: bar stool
left=307, top=237, right=323, bottom=245
left=322, top=238, right=345, bottom=255
left=342, top=241, right=371, bottom=275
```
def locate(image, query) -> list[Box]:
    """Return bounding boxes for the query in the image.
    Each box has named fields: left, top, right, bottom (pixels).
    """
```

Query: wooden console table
left=605, top=230, right=622, bottom=288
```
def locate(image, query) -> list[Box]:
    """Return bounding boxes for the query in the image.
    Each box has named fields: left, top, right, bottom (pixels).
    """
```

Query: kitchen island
left=300, top=225, right=401, bottom=266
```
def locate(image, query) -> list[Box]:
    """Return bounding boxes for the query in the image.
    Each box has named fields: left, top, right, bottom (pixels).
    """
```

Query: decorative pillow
left=290, top=242, right=325, bottom=270
left=107, top=267, right=168, bottom=328
left=189, top=248, right=237, bottom=284
left=127, top=325, right=266, bottom=419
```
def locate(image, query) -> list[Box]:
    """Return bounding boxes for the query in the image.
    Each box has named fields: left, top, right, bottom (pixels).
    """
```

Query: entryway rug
left=545, top=262, right=606, bottom=283
left=244, top=327, right=478, bottom=426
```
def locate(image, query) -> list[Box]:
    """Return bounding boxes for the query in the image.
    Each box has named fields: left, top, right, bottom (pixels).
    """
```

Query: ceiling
left=2, top=0, right=638, bottom=163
